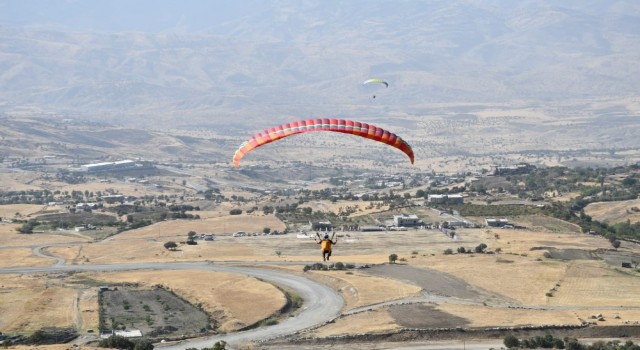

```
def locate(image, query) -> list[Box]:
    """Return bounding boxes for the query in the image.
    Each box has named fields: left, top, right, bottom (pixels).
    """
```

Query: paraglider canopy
left=362, top=78, right=389, bottom=87
left=232, top=118, right=415, bottom=168
left=362, top=78, right=388, bottom=98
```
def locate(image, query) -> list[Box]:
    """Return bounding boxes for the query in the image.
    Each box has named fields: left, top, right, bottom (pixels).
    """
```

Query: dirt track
left=362, top=263, right=512, bottom=303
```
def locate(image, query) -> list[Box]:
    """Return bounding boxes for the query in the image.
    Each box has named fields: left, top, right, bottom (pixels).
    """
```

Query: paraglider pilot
left=316, top=232, right=337, bottom=261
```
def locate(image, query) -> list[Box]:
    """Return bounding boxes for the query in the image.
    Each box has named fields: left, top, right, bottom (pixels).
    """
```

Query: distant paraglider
left=232, top=118, right=414, bottom=168
left=362, top=78, right=389, bottom=87
left=362, top=78, right=388, bottom=99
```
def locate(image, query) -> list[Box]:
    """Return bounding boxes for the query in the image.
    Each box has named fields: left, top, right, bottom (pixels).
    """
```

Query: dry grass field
left=303, top=270, right=423, bottom=310
left=0, top=247, right=53, bottom=268
left=0, top=173, right=42, bottom=192
left=309, top=308, right=400, bottom=337
left=0, top=274, right=78, bottom=334
left=0, top=268, right=287, bottom=337
left=584, top=198, right=640, bottom=224
left=550, top=260, right=640, bottom=307
left=0, top=222, right=90, bottom=248
left=303, top=200, right=391, bottom=217
left=0, top=204, right=48, bottom=218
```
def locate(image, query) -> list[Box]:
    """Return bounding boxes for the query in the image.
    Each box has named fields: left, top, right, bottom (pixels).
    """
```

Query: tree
left=622, top=177, right=638, bottom=187
left=229, top=209, right=242, bottom=215
left=388, top=254, right=398, bottom=264
left=612, top=240, right=621, bottom=249
left=98, top=335, right=135, bottom=349
left=504, top=335, right=520, bottom=349
left=133, top=339, right=154, bottom=350
left=564, top=338, right=586, bottom=350
left=263, top=227, right=271, bottom=234
left=187, top=231, right=197, bottom=239
left=457, top=247, right=466, bottom=254
left=215, top=340, right=228, bottom=350
left=164, top=241, right=178, bottom=251
left=475, top=243, right=488, bottom=253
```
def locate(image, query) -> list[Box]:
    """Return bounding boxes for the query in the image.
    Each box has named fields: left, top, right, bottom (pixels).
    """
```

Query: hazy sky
left=0, top=0, right=261, bottom=33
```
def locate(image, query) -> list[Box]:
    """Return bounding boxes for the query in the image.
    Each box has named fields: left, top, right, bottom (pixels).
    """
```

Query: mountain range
left=1, top=0, right=639, bottom=131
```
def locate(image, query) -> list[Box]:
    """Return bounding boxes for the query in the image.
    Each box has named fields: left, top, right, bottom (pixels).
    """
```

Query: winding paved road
left=0, top=261, right=343, bottom=349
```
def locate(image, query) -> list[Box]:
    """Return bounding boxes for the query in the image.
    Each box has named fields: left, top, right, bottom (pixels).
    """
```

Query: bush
left=163, top=241, right=178, bottom=250
left=98, top=335, right=135, bottom=349
left=229, top=209, right=242, bottom=215
left=134, top=339, right=154, bottom=350
left=388, top=254, right=398, bottom=263
left=475, top=243, right=488, bottom=253
left=443, top=248, right=453, bottom=255
left=504, top=335, right=520, bottom=348
left=457, top=247, right=466, bottom=254
left=260, top=317, right=279, bottom=327
left=27, top=327, right=78, bottom=345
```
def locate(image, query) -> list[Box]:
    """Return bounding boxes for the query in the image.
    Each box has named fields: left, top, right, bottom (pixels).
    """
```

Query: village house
left=427, top=194, right=464, bottom=204
left=393, top=214, right=423, bottom=227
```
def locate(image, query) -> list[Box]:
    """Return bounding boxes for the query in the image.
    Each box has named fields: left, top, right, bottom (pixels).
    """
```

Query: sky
left=0, top=0, right=261, bottom=33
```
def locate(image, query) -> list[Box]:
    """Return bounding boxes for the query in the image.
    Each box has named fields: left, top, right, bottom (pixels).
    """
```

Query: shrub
left=504, top=335, right=520, bottom=348
left=229, top=209, right=242, bottom=215
left=98, top=335, right=134, bottom=349
left=475, top=243, right=488, bottom=253
left=133, top=339, right=154, bottom=350
left=443, top=248, right=453, bottom=255
left=163, top=241, right=178, bottom=250
left=260, top=317, right=278, bottom=326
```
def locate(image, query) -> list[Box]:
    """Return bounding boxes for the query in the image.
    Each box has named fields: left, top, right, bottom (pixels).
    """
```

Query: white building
left=427, top=194, right=464, bottom=204
left=485, top=218, right=509, bottom=227
left=80, top=160, right=136, bottom=172
left=393, top=214, right=422, bottom=227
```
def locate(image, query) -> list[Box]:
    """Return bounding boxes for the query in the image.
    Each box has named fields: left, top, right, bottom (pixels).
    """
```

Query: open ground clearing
left=0, top=173, right=42, bottom=192
left=0, top=247, right=53, bottom=267
left=300, top=269, right=423, bottom=311
left=585, top=198, right=640, bottom=224
left=0, top=204, right=48, bottom=219
left=100, top=287, right=210, bottom=339
left=0, top=274, right=79, bottom=334
left=95, top=270, right=287, bottom=332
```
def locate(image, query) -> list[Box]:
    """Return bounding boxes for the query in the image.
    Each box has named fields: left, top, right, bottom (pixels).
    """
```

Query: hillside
left=0, top=1, right=639, bottom=131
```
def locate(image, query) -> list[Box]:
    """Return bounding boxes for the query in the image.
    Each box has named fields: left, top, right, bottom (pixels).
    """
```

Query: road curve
left=0, top=261, right=343, bottom=349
